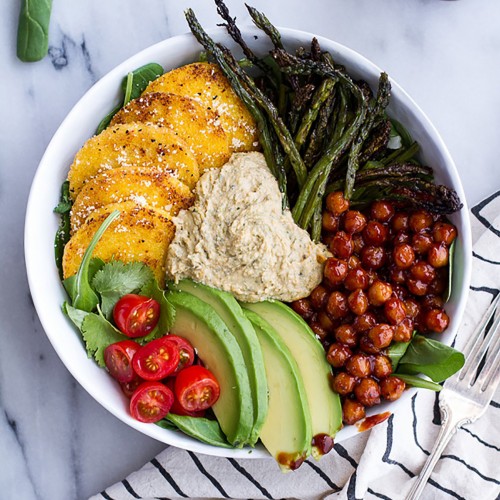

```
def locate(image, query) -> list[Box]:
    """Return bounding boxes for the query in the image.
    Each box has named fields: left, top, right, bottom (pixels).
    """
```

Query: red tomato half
left=165, top=378, right=206, bottom=417
left=113, top=294, right=160, bottom=338
left=174, top=365, right=220, bottom=412
left=130, top=381, right=173, bottom=423
left=104, top=340, right=140, bottom=383
left=132, top=337, right=180, bottom=381
left=120, top=374, right=144, bottom=398
left=166, top=335, right=195, bottom=375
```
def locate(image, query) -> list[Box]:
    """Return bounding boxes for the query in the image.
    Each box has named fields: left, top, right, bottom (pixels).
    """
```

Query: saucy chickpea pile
left=292, top=191, right=457, bottom=426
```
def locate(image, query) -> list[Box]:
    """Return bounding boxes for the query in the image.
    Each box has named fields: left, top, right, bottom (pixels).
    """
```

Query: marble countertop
left=2, top=0, right=500, bottom=498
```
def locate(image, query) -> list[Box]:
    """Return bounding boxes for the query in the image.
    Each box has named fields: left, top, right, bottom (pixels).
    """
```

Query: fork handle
left=405, top=403, right=471, bottom=500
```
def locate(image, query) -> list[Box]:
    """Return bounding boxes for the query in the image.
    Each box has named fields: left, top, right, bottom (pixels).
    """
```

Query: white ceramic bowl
left=25, top=27, right=472, bottom=459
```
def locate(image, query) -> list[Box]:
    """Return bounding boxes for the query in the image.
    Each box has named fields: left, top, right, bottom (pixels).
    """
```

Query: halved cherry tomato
left=132, top=337, right=180, bottom=381
left=166, top=335, right=195, bottom=375
left=130, top=381, right=173, bottom=423
left=104, top=340, right=140, bottom=383
left=113, top=294, right=160, bottom=338
left=165, top=378, right=206, bottom=417
left=174, top=365, right=220, bottom=412
left=120, top=374, right=144, bottom=398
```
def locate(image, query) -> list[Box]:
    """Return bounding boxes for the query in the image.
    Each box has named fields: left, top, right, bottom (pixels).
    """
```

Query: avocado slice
left=244, top=309, right=312, bottom=471
left=242, top=300, right=342, bottom=458
left=170, top=279, right=268, bottom=445
left=167, top=290, right=253, bottom=447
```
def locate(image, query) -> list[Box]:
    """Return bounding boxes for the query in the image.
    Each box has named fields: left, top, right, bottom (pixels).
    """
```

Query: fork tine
left=476, top=319, right=500, bottom=392
left=459, top=294, right=500, bottom=383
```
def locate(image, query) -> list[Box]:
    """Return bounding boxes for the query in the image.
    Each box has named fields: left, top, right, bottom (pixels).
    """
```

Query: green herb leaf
left=17, top=0, right=53, bottom=62
left=397, top=334, right=465, bottom=382
left=158, top=414, right=232, bottom=448
left=445, top=240, right=456, bottom=303
left=63, top=302, right=90, bottom=330
left=92, top=261, right=155, bottom=318
left=64, top=210, right=120, bottom=312
left=140, top=279, right=175, bottom=342
left=122, top=72, right=134, bottom=106
left=393, top=373, right=442, bottom=392
left=54, top=181, right=73, bottom=278
left=96, top=104, right=122, bottom=135
left=387, top=339, right=412, bottom=371
left=81, top=308, right=128, bottom=367
left=63, top=257, right=105, bottom=299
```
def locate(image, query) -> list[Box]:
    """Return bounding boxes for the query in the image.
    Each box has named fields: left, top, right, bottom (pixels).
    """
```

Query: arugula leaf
left=140, top=279, right=175, bottom=342
left=63, top=211, right=120, bottom=312
left=393, top=373, right=442, bottom=392
left=81, top=308, right=128, bottom=366
left=158, top=414, right=232, bottom=448
left=63, top=302, right=90, bottom=330
left=397, top=334, right=465, bottom=382
left=92, top=261, right=154, bottom=318
left=96, top=62, right=164, bottom=134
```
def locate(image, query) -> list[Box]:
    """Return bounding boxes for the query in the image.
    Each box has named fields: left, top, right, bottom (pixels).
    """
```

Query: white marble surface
left=2, top=0, right=500, bottom=498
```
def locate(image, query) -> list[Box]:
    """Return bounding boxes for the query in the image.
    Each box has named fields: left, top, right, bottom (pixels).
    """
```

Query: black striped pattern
left=91, top=191, right=500, bottom=500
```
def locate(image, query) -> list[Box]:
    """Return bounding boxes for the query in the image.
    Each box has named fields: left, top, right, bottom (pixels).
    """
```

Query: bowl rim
left=24, top=25, right=472, bottom=458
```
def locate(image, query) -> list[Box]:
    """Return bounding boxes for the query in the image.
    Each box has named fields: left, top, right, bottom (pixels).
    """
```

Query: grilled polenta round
left=70, top=167, right=194, bottom=233
left=110, top=92, right=230, bottom=171
left=144, top=62, right=259, bottom=153
left=63, top=202, right=175, bottom=285
left=68, top=123, right=200, bottom=198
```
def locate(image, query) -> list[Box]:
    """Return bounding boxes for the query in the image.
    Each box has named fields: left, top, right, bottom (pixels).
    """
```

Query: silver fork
left=406, top=292, right=500, bottom=500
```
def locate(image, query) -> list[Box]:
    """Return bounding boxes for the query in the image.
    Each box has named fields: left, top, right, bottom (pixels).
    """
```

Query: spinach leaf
left=17, top=0, right=52, bottom=62
left=140, top=279, right=175, bottom=342
left=158, top=414, right=232, bottom=448
left=397, top=334, right=464, bottom=382
left=393, top=373, right=442, bottom=392
left=92, top=261, right=154, bottom=318
left=54, top=181, right=73, bottom=278
left=387, top=339, right=412, bottom=371
left=445, top=240, right=456, bottom=303
left=63, top=210, right=120, bottom=312
left=96, top=63, right=164, bottom=134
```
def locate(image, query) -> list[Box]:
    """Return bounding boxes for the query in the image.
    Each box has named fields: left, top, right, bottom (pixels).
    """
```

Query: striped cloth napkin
left=91, top=191, right=500, bottom=500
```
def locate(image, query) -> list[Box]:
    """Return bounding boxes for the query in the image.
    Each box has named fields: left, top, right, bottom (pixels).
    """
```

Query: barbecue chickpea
left=354, top=377, right=381, bottom=407
left=406, top=277, right=428, bottom=296
left=370, top=200, right=394, bottom=222
left=373, top=354, right=393, bottom=378
left=344, top=210, right=367, bottom=234
left=348, top=289, right=369, bottom=316
left=368, top=280, right=393, bottom=306
left=335, top=324, right=358, bottom=347
left=361, top=245, right=386, bottom=269
left=353, top=312, right=377, bottom=333
left=409, top=210, right=433, bottom=233
left=403, top=298, right=420, bottom=319
left=344, top=268, right=369, bottom=291
left=326, top=291, right=349, bottom=319
left=412, top=232, right=434, bottom=254
left=433, top=222, right=457, bottom=245
left=429, top=272, right=448, bottom=295
left=389, top=265, right=406, bottom=284
left=326, top=343, right=352, bottom=368
left=291, top=298, right=314, bottom=319
left=391, top=212, right=409, bottom=232
left=326, top=191, right=350, bottom=215
left=317, top=310, right=335, bottom=332
left=332, top=372, right=357, bottom=395
left=363, top=220, right=389, bottom=246
left=424, top=308, right=450, bottom=333
left=346, top=353, right=372, bottom=377
left=384, top=297, right=406, bottom=325
left=342, top=398, right=366, bottom=425
left=324, top=258, right=349, bottom=285
left=380, top=376, right=406, bottom=401
left=393, top=243, right=415, bottom=269
left=352, top=233, right=365, bottom=253
left=358, top=334, right=381, bottom=354
left=310, top=284, right=329, bottom=310
left=394, top=231, right=410, bottom=246
left=322, top=211, right=340, bottom=232
left=428, top=243, right=449, bottom=268
left=348, top=255, right=361, bottom=270
left=330, top=231, right=354, bottom=259
left=310, top=321, right=329, bottom=340
left=394, top=318, right=414, bottom=342
left=410, top=261, right=436, bottom=284
left=368, top=324, right=394, bottom=349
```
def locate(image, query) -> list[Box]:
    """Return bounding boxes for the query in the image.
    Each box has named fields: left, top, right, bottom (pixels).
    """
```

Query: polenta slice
left=70, top=167, right=194, bottom=233
left=145, top=62, right=259, bottom=153
left=68, top=122, right=200, bottom=198
left=110, top=92, right=230, bottom=171
left=63, top=202, right=175, bottom=285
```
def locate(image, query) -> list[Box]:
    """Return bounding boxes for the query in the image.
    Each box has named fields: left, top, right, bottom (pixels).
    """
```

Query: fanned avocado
left=170, top=279, right=268, bottom=445
left=242, top=300, right=342, bottom=458
left=167, top=290, right=253, bottom=447
left=244, top=309, right=312, bottom=471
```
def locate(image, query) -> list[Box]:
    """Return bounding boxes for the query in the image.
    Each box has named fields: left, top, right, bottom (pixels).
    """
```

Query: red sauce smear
left=312, top=433, right=334, bottom=456
left=277, top=451, right=306, bottom=471
left=357, top=411, right=391, bottom=432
